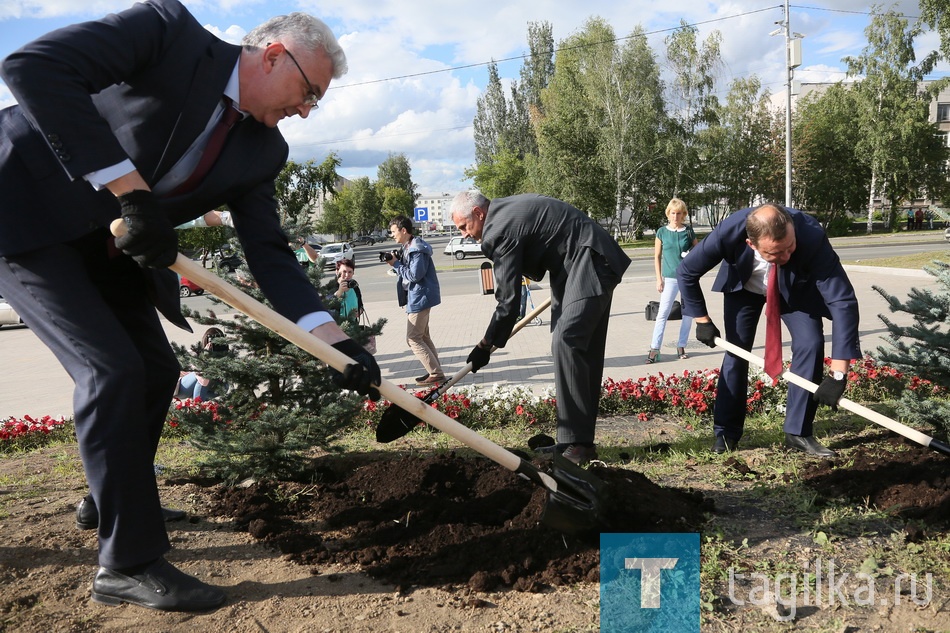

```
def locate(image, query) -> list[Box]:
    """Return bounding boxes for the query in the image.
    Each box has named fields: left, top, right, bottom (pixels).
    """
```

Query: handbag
left=358, top=309, right=378, bottom=355
left=645, top=300, right=682, bottom=321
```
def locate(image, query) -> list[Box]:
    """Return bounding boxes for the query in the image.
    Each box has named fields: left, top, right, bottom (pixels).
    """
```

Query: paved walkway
left=0, top=253, right=938, bottom=420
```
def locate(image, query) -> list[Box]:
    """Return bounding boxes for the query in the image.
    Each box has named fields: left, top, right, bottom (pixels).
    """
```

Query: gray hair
left=450, top=190, right=490, bottom=219
left=243, top=13, right=348, bottom=79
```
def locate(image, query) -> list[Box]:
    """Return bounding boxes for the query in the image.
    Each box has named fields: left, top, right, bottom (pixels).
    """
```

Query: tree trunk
left=865, top=171, right=877, bottom=234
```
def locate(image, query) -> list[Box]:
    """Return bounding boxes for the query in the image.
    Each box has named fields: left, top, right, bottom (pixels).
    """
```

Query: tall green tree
left=534, top=17, right=666, bottom=236
left=520, top=21, right=555, bottom=117
left=463, top=146, right=528, bottom=199
left=275, top=155, right=341, bottom=228
left=845, top=9, right=942, bottom=232
left=533, top=20, right=614, bottom=218
left=792, top=84, right=871, bottom=233
left=376, top=152, right=416, bottom=214
left=919, top=0, right=950, bottom=68
left=473, top=62, right=509, bottom=166
left=318, top=176, right=381, bottom=237
left=702, top=76, right=779, bottom=217
left=661, top=20, right=722, bottom=203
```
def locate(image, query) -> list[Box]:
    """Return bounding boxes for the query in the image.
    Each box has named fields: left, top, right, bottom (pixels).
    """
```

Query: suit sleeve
left=227, top=180, right=327, bottom=323
left=677, top=226, right=728, bottom=319
left=481, top=235, right=525, bottom=348
left=0, top=0, right=190, bottom=179
left=807, top=235, right=862, bottom=360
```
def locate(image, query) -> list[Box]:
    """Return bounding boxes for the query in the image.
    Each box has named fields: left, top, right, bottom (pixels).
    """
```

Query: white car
left=0, top=294, right=25, bottom=328
left=319, top=242, right=355, bottom=268
left=945, top=227, right=950, bottom=242
left=443, top=236, right=485, bottom=260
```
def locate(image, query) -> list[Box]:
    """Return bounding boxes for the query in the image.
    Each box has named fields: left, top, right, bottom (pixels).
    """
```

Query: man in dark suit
left=449, top=191, right=631, bottom=465
left=677, top=203, right=861, bottom=458
left=0, top=0, right=379, bottom=612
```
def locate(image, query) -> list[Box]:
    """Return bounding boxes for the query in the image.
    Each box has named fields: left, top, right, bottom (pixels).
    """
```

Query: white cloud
left=2, top=0, right=949, bottom=194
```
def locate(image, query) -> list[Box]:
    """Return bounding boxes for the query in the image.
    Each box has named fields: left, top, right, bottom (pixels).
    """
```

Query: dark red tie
left=765, top=263, right=782, bottom=384
left=171, top=98, right=241, bottom=195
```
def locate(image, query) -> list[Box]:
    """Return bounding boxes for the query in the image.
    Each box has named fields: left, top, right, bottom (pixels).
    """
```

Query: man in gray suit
left=0, top=0, right=379, bottom=612
left=450, top=192, right=631, bottom=465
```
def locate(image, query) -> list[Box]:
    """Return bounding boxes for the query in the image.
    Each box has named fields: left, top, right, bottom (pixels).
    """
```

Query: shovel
left=714, top=336, right=950, bottom=457
left=112, top=221, right=607, bottom=534
left=376, top=297, right=552, bottom=443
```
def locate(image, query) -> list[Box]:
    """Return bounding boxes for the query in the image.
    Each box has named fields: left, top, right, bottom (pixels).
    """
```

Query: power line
left=330, top=5, right=784, bottom=91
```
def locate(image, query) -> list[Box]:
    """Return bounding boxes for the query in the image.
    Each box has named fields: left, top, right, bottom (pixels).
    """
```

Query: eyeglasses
left=284, top=48, right=321, bottom=108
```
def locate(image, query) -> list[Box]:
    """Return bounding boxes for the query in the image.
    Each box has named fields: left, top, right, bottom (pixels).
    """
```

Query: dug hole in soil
left=1, top=426, right=948, bottom=632
left=208, top=450, right=714, bottom=593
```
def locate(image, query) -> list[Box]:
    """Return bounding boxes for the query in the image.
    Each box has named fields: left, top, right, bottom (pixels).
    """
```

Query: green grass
left=840, top=249, right=949, bottom=269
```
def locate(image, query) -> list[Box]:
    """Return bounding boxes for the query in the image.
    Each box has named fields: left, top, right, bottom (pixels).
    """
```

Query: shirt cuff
left=83, top=160, right=136, bottom=190
left=297, top=311, right=334, bottom=332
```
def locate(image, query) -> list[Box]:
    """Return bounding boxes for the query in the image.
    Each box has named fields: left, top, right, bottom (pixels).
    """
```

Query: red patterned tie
left=171, top=98, right=241, bottom=195
left=765, top=263, right=782, bottom=384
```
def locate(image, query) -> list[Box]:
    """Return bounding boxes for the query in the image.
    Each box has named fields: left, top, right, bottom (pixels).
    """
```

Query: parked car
left=351, top=235, right=376, bottom=246
left=0, top=293, right=25, bottom=328
left=319, top=242, right=355, bottom=268
left=945, top=227, right=950, bottom=242
left=443, top=236, right=485, bottom=260
left=179, top=276, right=204, bottom=298
left=212, top=248, right=244, bottom=273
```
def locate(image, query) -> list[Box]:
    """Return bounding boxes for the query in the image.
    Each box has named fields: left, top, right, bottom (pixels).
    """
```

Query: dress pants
left=714, top=289, right=825, bottom=441
left=551, top=250, right=619, bottom=446
left=0, top=231, right=177, bottom=568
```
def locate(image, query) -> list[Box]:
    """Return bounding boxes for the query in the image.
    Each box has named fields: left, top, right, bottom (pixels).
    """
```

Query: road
left=180, top=232, right=950, bottom=311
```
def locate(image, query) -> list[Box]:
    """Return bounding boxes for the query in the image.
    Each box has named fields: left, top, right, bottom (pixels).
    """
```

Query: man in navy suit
left=0, top=0, right=379, bottom=611
left=450, top=191, right=631, bottom=466
left=677, top=204, right=861, bottom=458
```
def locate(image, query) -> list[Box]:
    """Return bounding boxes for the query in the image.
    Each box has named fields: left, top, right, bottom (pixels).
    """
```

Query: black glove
left=813, top=375, right=846, bottom=410
left=467, top=344, right=492, bottom=373
left=330, top=339, right=381, bottom=401
left=113, top=190, right=178, bottom=268
left=695, top=321, right=721, bottom=348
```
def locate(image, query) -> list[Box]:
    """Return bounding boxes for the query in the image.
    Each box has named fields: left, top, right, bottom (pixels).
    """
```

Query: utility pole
left=770, top=0, right=803, bottom=207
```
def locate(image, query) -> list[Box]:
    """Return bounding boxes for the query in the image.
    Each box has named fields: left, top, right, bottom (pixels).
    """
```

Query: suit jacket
left=0, top=0, right=324, bottom=324
left=677, top=206, right=861, bottom=360
left=480, top=194, right=631, bottom=347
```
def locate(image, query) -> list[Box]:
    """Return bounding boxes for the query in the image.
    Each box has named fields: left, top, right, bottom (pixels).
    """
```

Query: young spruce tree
left=170, top=237, right=384, bottom=483
left=872, top=260, right=950, bottom=439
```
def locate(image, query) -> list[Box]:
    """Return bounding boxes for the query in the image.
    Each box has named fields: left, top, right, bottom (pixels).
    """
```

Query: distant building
left=414, top=193, right=455, bottom=231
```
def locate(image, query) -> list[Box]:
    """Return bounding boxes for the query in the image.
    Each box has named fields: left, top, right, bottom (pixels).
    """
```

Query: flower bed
left=0, top=414, right=71, bottom=453
left=2, top=356, right=944, bottom=451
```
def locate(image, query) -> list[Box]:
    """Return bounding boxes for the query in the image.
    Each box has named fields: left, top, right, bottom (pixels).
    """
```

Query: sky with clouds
left=0, top=0, right=946, bottom=196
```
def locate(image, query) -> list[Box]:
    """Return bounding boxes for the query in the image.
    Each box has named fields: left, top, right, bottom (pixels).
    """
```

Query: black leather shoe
left=91, top=557, right=225, bottom=612
left=784, top=433, right=837, bottom=458
left=76, top=495, right=187, bottom=531
left=712, top=436, right=739, bottom=454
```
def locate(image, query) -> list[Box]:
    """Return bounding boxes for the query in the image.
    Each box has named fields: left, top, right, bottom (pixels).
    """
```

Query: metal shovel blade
left=375, top=395, right=433, bottom=443
left=375, top=297, right=552, bottom=443
left=515, top=453, right=608, bottom=535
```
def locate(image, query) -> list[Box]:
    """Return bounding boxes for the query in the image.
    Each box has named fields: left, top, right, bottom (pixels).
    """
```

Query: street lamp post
left=770, top=0, right=803, bottom=208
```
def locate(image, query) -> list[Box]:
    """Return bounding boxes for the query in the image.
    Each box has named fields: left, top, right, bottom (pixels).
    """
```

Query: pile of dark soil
left=799, top=438, right=950, bottom=529
left=207, top=452, right=714, bottom=592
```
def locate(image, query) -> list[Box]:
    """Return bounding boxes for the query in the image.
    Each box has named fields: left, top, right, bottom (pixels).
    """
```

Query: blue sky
left=0, top=0, right=945, bottom=196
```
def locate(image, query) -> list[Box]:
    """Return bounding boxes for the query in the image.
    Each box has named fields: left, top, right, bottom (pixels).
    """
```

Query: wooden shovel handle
left=432, top=296, right=551, bottom=397
left=713, top=336, right=949, bottom=454
left=110, top=219, right=558, bottom=478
